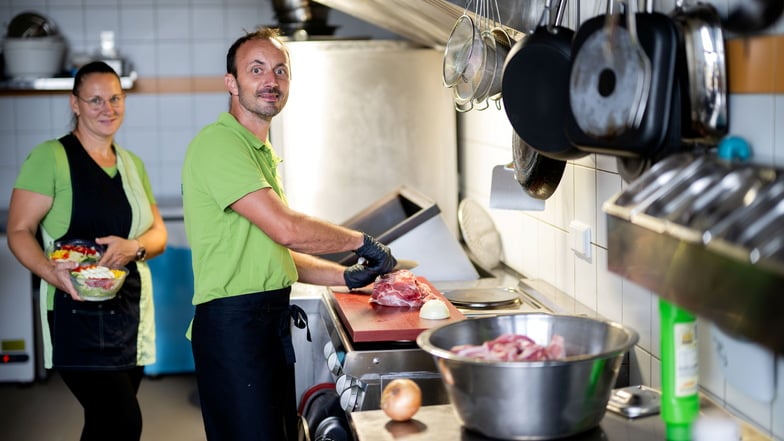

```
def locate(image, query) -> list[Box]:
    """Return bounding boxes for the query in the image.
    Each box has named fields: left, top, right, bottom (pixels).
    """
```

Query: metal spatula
left=489, top=163, right=546, bottom=211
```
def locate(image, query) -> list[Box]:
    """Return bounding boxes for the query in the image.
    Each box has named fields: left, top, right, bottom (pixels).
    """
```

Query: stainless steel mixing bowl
left=416, top=313, right=639, bottom=440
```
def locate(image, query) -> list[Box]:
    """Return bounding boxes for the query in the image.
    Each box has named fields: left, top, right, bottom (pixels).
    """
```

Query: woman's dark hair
left=226, top=27, right=288, bottom=78
left=71, top=61, right=120, bottom=97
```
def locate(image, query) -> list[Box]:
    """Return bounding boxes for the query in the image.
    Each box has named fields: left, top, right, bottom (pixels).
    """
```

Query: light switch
left=569, top=220, right=592, bottom=259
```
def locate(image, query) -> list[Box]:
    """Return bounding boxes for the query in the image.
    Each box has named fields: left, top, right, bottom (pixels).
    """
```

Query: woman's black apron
left=50, top=133, right=142, bottom=370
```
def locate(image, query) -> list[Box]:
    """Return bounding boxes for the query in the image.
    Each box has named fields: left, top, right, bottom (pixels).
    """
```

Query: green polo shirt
left=182, top=112, right=298, bottom=305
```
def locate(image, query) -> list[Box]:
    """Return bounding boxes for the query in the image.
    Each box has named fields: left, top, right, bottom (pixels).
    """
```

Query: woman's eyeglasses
left=78, top=94, right=126, bottom=109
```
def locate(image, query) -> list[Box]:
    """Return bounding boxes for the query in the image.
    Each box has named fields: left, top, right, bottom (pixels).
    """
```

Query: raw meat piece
left=370, top=270, right=436, bottom=308
left=450, top=333, right=566, bottom=361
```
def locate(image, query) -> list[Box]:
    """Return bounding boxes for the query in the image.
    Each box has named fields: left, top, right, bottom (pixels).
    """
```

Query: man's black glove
left=343, top=263, right=379, bottom=289
left=354, top=233, right=397, bottom=274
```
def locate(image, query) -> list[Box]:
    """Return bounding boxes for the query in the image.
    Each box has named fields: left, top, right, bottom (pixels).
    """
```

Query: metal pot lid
left=443, top=288, right=520, bottom=308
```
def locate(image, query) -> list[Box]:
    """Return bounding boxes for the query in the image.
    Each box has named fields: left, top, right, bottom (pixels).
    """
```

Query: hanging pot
left=501, top=0, right=587, bottom=161
left=512, top=131, right=565, bottom=200
left=721, top=0, right=784, bottom=34
left=566, top=0, right=681, bottom=158
left=671, top=0, right=728, bottom=144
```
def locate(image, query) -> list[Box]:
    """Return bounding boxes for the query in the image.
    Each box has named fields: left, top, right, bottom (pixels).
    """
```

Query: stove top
left=434, top=276, right=565, bottom=317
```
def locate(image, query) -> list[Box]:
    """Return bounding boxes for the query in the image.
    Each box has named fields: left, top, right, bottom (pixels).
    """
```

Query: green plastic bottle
left=660, top=299, right=700, bottom=440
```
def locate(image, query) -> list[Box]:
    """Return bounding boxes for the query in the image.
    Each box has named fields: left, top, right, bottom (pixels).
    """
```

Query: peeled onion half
left=419, top=299, right=450, bottom=320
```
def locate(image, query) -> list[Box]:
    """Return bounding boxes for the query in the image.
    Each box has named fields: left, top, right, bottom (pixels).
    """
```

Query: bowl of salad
left=70, top=265, right=128, bottom=301
left=50, top=239, right=104, bottom=264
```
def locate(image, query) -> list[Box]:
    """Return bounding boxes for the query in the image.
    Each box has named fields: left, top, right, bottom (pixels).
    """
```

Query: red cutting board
left=329, top=278, right=465, bottom=343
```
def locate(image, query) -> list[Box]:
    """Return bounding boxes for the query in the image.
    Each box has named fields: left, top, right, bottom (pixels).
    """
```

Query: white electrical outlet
left=568, top=220, right=592, bottom=259
left=711, top=325, right=776, bottom=403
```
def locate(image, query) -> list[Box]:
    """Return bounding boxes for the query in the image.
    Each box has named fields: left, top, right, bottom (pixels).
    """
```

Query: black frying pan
left=501, top=0, right=586, bottom=161
left=513, top=131, right=565, bottom=200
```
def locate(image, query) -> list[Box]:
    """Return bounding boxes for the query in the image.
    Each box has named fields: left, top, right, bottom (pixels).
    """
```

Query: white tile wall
left=456, top=1, right=784, bottom=437
left=1, top=0, right=782, bottom=439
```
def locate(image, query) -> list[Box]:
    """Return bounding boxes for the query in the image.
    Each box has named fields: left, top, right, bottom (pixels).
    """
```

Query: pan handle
left=554, top=0, right=568, bottom=29
left=538, top=0, right=569, bottom=32
left=537, top=0, right=554, bottom=30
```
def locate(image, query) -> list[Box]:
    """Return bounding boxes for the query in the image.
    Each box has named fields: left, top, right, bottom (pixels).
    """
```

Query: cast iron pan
left=513, top=131, right=565, bottom=200
left=501, top=0, right=586, bottom=161
left=566, top=9, right=680, bottom=158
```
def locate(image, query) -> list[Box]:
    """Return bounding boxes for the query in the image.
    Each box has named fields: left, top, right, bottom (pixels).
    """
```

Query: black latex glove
left=343, top=263, right=379, bottom=289
left=354, top=233, right=397, bottom=274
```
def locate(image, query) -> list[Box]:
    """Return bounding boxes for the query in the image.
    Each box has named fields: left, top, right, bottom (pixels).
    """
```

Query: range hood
left=313, top=0, right=530, bottom=48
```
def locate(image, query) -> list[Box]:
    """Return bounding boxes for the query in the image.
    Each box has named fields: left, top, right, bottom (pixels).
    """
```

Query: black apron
left=50, top=134, right=142, bottom=371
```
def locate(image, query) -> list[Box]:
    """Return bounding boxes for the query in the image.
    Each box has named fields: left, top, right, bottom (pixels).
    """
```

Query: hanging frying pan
left=512, top=130, right=565, bottom=200
left=501, top=0, right=587, bottom=161
left=721, top=0, right=784, bottom=34
left=566, top=0, right=680, bottom=158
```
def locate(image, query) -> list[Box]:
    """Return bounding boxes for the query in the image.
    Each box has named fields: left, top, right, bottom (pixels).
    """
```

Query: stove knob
left=339, top=385, right=365, bottom=412
left=323, top=341, right=334, bottom=360
left=327, top=351, right=343, bottom=376
left=335, top=374, right=354, bottom=395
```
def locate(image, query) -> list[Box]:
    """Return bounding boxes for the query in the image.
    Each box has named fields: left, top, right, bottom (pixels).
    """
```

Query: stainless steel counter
left=349, top=399, right=771, bottom=441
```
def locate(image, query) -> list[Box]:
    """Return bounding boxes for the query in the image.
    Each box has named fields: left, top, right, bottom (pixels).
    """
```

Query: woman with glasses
left=6, top=61, right=167, bottom=441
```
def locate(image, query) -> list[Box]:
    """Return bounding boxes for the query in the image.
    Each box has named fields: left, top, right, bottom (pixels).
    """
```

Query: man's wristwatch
left=135, top=241, right=147, bottom=262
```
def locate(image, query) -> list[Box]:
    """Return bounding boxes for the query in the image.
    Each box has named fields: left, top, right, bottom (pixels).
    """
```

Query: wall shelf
left=0, top=71, right=137, bottom=92
left=603, top=153, right=784, bottom=353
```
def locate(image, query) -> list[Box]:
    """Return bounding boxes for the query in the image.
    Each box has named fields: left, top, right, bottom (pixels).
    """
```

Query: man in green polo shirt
left=181, top=27, right=397, bottom=441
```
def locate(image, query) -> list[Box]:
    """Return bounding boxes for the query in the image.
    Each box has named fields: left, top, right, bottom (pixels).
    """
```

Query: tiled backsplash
left=458, top=0, right=784, bottom=435
left=1, top=0, right=782, bottom=438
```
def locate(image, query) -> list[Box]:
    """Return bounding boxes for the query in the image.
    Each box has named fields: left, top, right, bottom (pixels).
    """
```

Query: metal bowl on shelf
left=6, top=11, right=60, bottom=38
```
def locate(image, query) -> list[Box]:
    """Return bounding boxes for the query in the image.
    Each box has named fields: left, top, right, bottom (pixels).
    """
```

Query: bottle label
left=674, top=322, right=699, bottom=397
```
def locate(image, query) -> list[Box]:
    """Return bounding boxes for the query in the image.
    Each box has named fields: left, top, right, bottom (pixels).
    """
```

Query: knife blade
left=394, top=258, right=419, bottom=270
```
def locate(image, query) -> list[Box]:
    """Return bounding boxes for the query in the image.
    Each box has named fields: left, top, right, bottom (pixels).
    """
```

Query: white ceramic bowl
left=3, top=36, right=67, bottom=78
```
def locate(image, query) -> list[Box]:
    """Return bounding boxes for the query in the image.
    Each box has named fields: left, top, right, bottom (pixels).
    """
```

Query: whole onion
left=380, top=378, right=422, bottom=421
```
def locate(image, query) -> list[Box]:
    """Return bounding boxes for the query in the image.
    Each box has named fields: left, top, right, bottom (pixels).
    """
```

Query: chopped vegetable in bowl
left=50, top=239, right=104, bottom=263
left=70, top=265, right=128, bottom=301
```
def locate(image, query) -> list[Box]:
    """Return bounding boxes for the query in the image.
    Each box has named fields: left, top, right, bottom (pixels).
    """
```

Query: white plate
left=457, top=198, right=502, bottom=269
